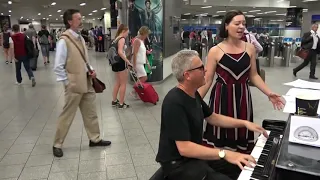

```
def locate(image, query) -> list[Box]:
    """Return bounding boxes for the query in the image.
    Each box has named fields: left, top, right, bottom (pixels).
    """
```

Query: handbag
left=297, top=48, right=309, bottom=60
left=60, top=34, right=106, bottom=93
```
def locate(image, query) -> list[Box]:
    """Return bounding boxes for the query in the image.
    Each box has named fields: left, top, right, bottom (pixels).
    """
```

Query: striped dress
left=202, top=44, right=254, bottom=153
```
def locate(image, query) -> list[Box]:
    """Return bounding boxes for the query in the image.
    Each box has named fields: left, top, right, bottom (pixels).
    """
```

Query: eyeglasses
left=187, top=64, right=205, bottom=72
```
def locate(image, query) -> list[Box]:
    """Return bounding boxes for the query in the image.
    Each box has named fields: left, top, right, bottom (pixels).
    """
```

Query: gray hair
left=172, top=50, right=199, bottom=82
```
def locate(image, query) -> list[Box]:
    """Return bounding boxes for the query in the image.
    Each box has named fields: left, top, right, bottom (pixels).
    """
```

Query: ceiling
left=180, top=0, right=320, bottom=18
left=0, top=0, right=109, bottom=22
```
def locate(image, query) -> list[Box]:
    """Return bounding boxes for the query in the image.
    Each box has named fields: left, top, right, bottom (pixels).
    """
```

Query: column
left=127, top=0, right=164, bottom=82
left=284, top=8, right=303, bottom=40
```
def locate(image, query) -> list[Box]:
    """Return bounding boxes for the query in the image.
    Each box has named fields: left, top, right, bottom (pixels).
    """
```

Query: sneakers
left=31, top=78, right=36, bottom=87
left=118, top=103, right=130, bottom=109
left=112, top=99, right=119, bottom=107
left=15, top=82, right=21, bottom=85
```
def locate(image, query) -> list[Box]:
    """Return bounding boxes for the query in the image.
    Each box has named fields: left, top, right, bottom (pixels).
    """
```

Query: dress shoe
left=293, top=70, right=297, bottom=77
left=53, top=147, right=63, bottom=157
left=89, top=140, right=111, bottom=147
left=309, top=76, right=318, bottom=80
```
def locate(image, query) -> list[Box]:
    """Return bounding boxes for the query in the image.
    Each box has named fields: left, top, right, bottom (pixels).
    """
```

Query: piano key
left=251, top=146, right=264, bottom=159
left=237, top=169, right=253, bottom=180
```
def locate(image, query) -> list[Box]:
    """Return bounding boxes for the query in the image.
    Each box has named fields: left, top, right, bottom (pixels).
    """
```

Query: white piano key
left=251, top=146, right=264, bottom=159
left=237, top=169, right=253, bottom=180
left=258, top=130, right=270, bottom=141
left=255, top=138, right=267, bottom=147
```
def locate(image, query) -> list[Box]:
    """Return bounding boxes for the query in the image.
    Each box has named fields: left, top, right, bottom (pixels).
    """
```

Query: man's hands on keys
left=244, top=121, right=269, bottom=138
left=224, top=150, right=256, bottom=170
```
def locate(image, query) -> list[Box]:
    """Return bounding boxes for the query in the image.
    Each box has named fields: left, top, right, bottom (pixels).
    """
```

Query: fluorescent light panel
left=51, top=2, right=56, bottom=5
left=80, top=2, right=86, bottom=6
left=249, top=10, right=261, bottom=12
left=217, top=10, right=226, bottom=13
left=201, top=6, right=212, bottom=8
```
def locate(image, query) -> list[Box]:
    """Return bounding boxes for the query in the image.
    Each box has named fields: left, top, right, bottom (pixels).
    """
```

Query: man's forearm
left=177, top=141, right=221, bottom=160
left=206, top=113, right=247, bottom=128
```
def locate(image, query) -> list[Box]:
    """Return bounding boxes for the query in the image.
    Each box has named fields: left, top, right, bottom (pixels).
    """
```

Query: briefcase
left=296, top=49, right=309, bottom=60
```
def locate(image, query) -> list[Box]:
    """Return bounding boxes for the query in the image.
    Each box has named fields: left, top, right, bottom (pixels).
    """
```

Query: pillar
left=284, top=8, right=303, bottom=40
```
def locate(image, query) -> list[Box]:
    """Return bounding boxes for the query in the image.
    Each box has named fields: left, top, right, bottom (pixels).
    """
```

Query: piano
left=238, top=118, right=320, bottom=180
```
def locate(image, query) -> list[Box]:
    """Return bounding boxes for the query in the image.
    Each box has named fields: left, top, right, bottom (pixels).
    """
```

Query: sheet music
left=282, top=88, right=320, bottom=114
left=284, top=79, right=320, bottom=90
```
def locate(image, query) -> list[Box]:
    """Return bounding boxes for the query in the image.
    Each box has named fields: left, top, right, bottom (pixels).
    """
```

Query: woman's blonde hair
left=138, top=26, right=150, bottom=36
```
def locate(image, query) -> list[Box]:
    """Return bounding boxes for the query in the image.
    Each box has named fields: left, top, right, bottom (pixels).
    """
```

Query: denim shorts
left=40, top=44, right=50, bottom=57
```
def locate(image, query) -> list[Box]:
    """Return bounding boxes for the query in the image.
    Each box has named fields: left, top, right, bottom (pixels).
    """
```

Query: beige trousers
left=53, top=79, right=101, bottom=148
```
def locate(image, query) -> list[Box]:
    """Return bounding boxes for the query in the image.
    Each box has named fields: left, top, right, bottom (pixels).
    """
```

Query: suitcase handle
left=129, top=68, right=144, bottom=89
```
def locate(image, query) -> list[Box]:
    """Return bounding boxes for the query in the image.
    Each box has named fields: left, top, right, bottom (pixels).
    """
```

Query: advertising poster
left=128, top=0, right=163, bottom=82
left=286, top=8, right=303, bottom=28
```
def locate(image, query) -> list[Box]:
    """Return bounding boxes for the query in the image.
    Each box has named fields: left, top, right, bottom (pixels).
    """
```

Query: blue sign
left=295, top=38, right=301, bottom=42
left=283, top=37, right=293, bottom=43
left=312, top=15, right=320, bottom=21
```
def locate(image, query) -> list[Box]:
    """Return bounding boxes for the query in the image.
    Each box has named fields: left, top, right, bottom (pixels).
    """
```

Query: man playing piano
left=156, top=50, right=269, bottom=180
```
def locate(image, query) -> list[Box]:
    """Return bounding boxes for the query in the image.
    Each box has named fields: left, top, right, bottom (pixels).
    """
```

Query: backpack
left=107, top=37, right=124, bottom=65
left=39, top=34, right=49, bottom=44
left=25, top=35, right=35, bottom=58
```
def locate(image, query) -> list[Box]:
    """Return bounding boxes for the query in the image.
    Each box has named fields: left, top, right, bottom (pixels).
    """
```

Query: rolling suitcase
left=30, top=48, right=39, bottom=71
left=129, top=69, right=159, bottom=105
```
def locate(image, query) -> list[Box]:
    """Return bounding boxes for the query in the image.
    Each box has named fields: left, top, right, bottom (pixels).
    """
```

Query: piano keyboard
left=238, top=130, right=283, bottom=180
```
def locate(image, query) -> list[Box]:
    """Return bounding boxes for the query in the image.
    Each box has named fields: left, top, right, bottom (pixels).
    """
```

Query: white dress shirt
left=311, top=30, right=319, bottom=50
left=54, top=29, right=92, bottom=85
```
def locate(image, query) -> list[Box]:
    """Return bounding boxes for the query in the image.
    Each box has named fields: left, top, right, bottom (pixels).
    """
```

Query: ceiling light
left=60, top=14, right=63, bottom=17
left=8, top=15, right=10, bottom=16
left=38, top=13, right=41, bottom=15
left=83, top=16, right=85, bottom=18
left=276, top=13, right=286, bottom=15
left=246, top=15, right=255, bottom=17
left=47, top=18, right=49, bottom=20
left=51, top=2, right=56, bottom=5
left=289, top=6, right=297, bottom=8
left=243, top=11, right=247, bottom=14
left=302, top=0, right=318, bottom=2
left=0, top=13, right=3, bottom=15
left=92, top=10, right=97, bottom=12
left=32, top=19, right=34, bottom=20
left=8, top=1, right=12, bottom=4
left=20, top=16, right=23, bottom=19
left=49, top=15, right=52, bottom=16
left=8, top=10, right=11, bottom=12
left=89, top=13, right=92, bottom=15
left=249, top=10, right=261, bottom=12
left=57, top=10, right=61, bottom=12
left=27, top=19, right=29, bottom=20
left=184, top=13, right=191, bottom=15
left=217, top=11, right=226, bottom=13
left=43, top=18, right=46, bottom=19
left=257, top=12, right=264, bottom=14
left=101, top=8, right=106, bottom=10
left=93, top=18, right=95, bottom=20
left=201, top=6, right=212, bottom=8
left=80, top=2, right=86, bottom=6
left=303, top=9, right=308, bottom=12
left=264, top=11, right=276, bottom=14
left=56, top=18, right=58, bottom=20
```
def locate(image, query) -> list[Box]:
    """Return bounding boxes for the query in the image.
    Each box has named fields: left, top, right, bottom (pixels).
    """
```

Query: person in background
left=1, top=25, right=12, bottom=64
left=198, top=10, right=284, bottom=154
left=25, top=24, right=37, bottom=47
left=38, top=25, right=50, bottom=65
left=293, top=23, right=320, bottom=79
left=88, top=27, right=95, bottom=49
left=9, top=24, right=36, bottom=87
left=111, top=24, right=132, bottom=109
left=130, top=26, right=151, bottom=99
left=156, top=50, right=268, bottom=180
left=97, top=26, right=105, bottom=52
left=53, top=9, right=111, bottom=158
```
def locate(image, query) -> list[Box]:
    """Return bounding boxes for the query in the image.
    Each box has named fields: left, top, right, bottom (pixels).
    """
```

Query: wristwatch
left=218, top=149, right=226, bottom=159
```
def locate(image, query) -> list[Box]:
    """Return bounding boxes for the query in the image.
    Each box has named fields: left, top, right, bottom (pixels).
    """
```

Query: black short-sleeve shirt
left=156, top=87, right=213, bottom=163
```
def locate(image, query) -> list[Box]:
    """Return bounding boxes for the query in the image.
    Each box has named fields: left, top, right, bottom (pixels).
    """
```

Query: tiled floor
left=0, top=50, right=318, bottom=180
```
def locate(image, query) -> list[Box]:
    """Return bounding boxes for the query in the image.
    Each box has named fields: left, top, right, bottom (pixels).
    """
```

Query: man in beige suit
left=53, top=9, right=111, bottom=157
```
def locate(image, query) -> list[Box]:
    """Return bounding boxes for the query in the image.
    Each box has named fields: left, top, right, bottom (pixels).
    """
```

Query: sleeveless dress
left=202, top=44, right=254, bottom=153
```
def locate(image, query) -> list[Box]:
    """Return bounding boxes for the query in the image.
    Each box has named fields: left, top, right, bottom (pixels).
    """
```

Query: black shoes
left=293, top=70, right=297, bottom=77
left=53, top=140, right=111, bottom=157
left=53, top=147, right=63, bottom=157
left=89, top=140, right=112, bottom=147
left=309, top=76, right=318, bottom=80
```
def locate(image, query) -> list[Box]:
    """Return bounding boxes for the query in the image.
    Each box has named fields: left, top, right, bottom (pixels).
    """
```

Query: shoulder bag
left=60, top=34, right=106, bottom=93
